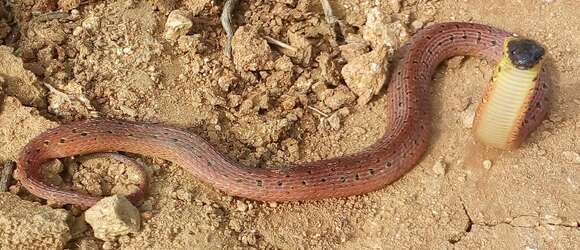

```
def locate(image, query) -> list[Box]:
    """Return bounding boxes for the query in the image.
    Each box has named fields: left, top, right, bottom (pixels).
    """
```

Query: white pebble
left=432, top=160, right=446, bottom=176
left=164, top=10, right=193, bottom=41
left=483, top=160, right=493, bottom=170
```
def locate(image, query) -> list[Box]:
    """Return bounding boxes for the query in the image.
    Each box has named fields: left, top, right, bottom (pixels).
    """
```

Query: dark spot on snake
left=321, top=178, right=327, bottom=182
left=35, top=149, right=41, bottom=153
left=59, top=138, right=66, bottom=143
left=236, top=179, right=242, bottom=182
left=491, top=40, right=497, bottom=46
left=277, top=181, right=283, bottom=186
left=43, top=141, right=49, bottom=146
left=355, top=174, right=360, bottom=180
left=207, top=161, right=212, bottom=167
left=386, top=161, right=392, bottom=167
left=173, top=138, right=179, bottom=142
left=449, top=35, right=454, bottom=41
left=80, top=132, right=88, bottom=136
left=72, top=128, right=78, bottom=133
left=285, top=174, right=290, bottom=178
left=454, top=24, right=460, bottom=29
left=302, top=181, right=307, bottom=185
left=256, top=180, right=263, bottom=187
left=340, top=176, right=347, bottom=182
left=426, top=36, right=432, bottom=40
left=462, top=32, right=467, bottom=39
left=476, top=32, right=482, bottom=42
left=106, top=130, right=113, bottom=134
left=369, top=169, right=375, bottom=175
left=307, top=170, right=313, bottom=175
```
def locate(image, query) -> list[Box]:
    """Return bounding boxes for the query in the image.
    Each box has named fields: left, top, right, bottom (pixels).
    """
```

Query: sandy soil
left=0, top=0, right=578, bottom=249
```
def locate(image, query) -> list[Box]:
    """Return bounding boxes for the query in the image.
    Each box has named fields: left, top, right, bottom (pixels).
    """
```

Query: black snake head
left=507, top=38, right=545, bottom=70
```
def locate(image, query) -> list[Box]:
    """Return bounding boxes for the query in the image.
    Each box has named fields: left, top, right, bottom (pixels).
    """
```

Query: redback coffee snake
left=16, top=22, right=549, bottom=206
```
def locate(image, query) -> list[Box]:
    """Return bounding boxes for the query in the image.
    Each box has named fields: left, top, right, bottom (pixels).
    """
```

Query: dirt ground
left=0, top=0, right=578, bottom=249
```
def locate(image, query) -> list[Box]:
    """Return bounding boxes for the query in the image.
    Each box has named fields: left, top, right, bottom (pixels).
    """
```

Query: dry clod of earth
left=0, top=193, right=70, bottom=249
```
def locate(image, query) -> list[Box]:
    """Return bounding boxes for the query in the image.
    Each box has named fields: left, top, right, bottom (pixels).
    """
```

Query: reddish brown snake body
left=17, top=22, right=548, bottom=206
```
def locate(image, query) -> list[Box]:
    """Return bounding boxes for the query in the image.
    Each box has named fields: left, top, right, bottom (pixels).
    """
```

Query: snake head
left=507, top=38, right=545, bottom=70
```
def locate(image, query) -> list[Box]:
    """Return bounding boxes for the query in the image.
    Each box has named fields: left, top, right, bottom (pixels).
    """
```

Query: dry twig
left=221, top=0, right=239, bottom=58
left=0, top=161, right=15, bottom=192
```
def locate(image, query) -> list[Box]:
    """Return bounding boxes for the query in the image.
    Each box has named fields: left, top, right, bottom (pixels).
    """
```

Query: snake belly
left=16, top=22, right=549, bottom=206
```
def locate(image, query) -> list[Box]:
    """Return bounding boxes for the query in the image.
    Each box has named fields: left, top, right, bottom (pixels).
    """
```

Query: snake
left=16, top=22, right=549, bottom=207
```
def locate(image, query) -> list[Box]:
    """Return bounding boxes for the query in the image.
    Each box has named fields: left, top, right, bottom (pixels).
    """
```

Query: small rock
left=275, top=55, right=294, bottom=72
left=324, top=85, right=355, bottom=110
left=561, top=151, right=580, bottom=164
left=389, top=0, right=401, bottom=12
left=164, top=10, right=193, bottom=41
left=175, top=189, right=193, bottom=202
left=236, top=200, right=248, bottom=212
left=240, top=231, right=257, bottom=246
left=72, top=26, right=83, bottom=36
left=58, top=0, right=81, bottom=10
left=317, top=52, right=342, bottom=86
left=432, top=160, right=446, bottom=176
left=482, top=160, right=493, bottom=170
left=82, top=16, right=100, bottom=30
left=341, top=46, right=389, bottom=105
left=327, top=113, right=341, bottom=130
left=411, top=20, right=424, bottom=30
left=280, top=95, right=297, bottom=110
left=462, top=103, right=477, bottom=129
left=85, top=195, right=141, bottom=241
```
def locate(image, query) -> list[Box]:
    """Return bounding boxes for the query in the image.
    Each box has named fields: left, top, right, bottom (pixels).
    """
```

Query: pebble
left=236, top=200, right=248, bottom=212
left=561, top=151, right=580, bottom=163
left=327, top=113, right=341, bottom=130
left=461, top=104, right=477, bottom=129
left=164, top=10, right=193, bottom=41
left=175, top=189, right=193, bottom=202
left=81, top=16, right=100, bottom=30
left=432, top=159, right=446, bottom=176
left=483, top=160, right=493, bottom=170
left=85, top=195, right=141, bottom=241
left=411, top=20, right=424, bottom=30
left=72, top=26, right=83, bottom=36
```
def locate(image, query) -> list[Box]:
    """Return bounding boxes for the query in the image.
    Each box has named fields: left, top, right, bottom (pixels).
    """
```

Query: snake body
left=16, top=22, right=549, bottom=206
